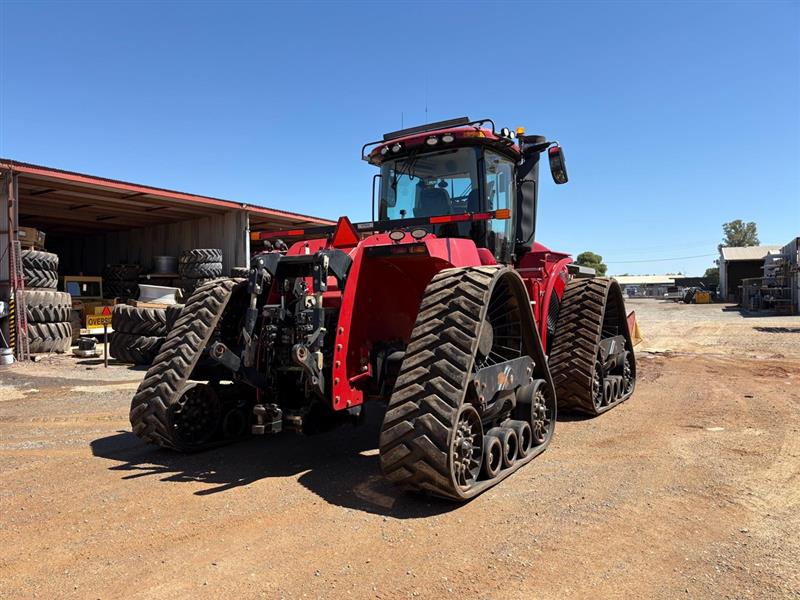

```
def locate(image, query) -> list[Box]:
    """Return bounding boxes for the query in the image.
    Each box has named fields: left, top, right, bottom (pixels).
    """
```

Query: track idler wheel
left=449, top=404, right=484, bottom=492
left=593, top=359, right=605, bottom=410
left=515, top=379, right=555, bottom=447
left=622, top=351, right=635, bottom=396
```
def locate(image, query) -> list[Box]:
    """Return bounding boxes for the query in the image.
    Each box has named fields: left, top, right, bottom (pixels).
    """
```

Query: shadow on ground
left=753, top=326, right=800, bottom=333
left=75, top=358, right=148, bottom=370
left=90, top=407, right=460, bottom=519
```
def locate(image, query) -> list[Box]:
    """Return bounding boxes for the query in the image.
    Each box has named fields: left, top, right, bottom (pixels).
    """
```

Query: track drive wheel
left=378, top=266, right=556, bottom=501
left=548, top=277, right=637, bottom=416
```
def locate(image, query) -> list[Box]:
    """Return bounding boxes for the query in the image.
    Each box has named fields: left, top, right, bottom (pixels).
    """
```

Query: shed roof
left=1, top=158, right=334, bottom=235
left=719, top=245, right=782, bottom=262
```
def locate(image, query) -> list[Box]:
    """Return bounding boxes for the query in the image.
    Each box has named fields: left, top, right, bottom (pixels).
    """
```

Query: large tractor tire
left=129, top=278, right=244, bottom=451
left=379, top=266, right=556, bottom=501
left=230, top=266, right=250, bottom=278
left=180, top=262, right=223, bottom=279
left=21, top=249, right=58, bottom=272
left=112, top=304, right=168, bottom=337
left=110, top=332, right=164, bottom=365
left=27, top=322, right=72, bottom=353
left=179, top=248, right=222, bottom=267
left=178, top=277, right=218, bottom=297
left=21, top=290, right=72, bottom=323
left=23, top=268, right=58, bottom=290
left=548, top=277, right=636, bottom=416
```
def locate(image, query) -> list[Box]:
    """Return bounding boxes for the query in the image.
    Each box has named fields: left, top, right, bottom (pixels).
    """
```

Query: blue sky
left=1, top=1, right=798, bottom=275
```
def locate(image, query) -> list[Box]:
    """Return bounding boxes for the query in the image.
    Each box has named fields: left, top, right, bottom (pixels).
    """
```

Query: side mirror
left=548, top=145, right=568, bottom=184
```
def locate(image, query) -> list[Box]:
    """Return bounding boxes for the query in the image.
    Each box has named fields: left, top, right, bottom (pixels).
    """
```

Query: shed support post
left=1, top=168, right=17, bottom=352
left=244, top=211, right=251, bottom=265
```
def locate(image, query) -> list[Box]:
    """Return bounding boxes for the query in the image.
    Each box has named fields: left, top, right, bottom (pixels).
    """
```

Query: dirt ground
left=1, top=300, right=798, bottom=599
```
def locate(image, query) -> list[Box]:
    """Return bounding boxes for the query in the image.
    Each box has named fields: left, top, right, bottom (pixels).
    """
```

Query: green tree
left=704, top=266, right=719, bottom=286
left=719, top=220, right=759, bottom=251
left=575, top=251, right=607, bottom=276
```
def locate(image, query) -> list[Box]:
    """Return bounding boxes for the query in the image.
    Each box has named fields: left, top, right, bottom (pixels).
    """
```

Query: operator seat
left=414, top=187, right=451, bottom=217
left=466, top=189, right=481, bottom=213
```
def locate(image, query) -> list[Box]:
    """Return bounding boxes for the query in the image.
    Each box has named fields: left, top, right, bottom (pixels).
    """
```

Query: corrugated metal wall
left=49, top=209, right=248, bottom=276
left=782, top=237, right=800, bottom=313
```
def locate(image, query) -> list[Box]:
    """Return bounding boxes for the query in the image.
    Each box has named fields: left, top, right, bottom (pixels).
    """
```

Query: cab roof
left=363, top=117, right=521, bottom=166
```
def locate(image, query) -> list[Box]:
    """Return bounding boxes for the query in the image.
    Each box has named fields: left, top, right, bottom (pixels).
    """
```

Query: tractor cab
left=364, top=117, right=568, bottom=264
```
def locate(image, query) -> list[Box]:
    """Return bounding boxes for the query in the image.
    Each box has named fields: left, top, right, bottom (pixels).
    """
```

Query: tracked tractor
left=129, top=117, right=636, bottom=500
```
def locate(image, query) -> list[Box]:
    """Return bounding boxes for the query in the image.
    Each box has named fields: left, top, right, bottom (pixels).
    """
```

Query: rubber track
left=548, top=277, right=633, bottom=415
left=165, top=304, right=184, bottom=331
left=112, top=304, right=168, bottom=336
left=129, top=278, right=239, bottom=450
left=378, top=266, right=500, bottom=500
left=21, top=290, right=72, bottom=323
left=110, top=332, right=164, bottom=365
left=23, top=268, right=58, bottom=289
left=21, top=249, right=58, bottom=272
left=27, top=322, right=72, bottom=353
left=179, top=262, right=223, bottom=279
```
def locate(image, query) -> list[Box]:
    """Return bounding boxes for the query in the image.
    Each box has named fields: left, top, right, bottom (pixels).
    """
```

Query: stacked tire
left=104, top=264, right=141, bottom=299
left=110, top=304, right=184, bottom=365
left=20, top=250, right=72, bottom=353
left=179, top=249, right=222, bottom=296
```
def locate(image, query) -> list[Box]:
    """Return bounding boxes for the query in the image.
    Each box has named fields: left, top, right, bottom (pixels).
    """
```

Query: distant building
left=718, top=245, right=782, bottom=302
left=613, top=275, right=677, bottom=297
left=736, top=238, right=800, bottom=314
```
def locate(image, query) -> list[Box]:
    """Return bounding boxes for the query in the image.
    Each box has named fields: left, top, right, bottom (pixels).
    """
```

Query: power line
left=605, top=253, right=717, bottom=264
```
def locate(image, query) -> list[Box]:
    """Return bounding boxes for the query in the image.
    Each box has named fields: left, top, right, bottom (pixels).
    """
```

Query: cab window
left=484, top=151, right=515, bottom=259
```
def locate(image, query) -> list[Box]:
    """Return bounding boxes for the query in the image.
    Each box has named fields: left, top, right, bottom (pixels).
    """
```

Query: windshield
left=378, top=147, right=480, bottom=220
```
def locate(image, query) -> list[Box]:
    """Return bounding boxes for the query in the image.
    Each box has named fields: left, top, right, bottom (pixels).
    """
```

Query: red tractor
left=129, top=117, right=635, bottom=500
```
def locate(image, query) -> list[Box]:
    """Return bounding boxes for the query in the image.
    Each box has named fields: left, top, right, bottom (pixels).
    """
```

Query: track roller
left=506, top=420, right=533, bottom=458
left=487, top=427, right=518, bottom=468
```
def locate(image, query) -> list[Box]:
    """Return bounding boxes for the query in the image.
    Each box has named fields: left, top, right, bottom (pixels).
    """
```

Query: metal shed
left=1, top=159, right=333, bottom=356
left=718, top=245, right=782, bottom=302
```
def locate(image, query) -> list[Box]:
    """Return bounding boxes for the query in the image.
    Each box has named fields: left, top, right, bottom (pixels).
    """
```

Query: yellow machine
left=693, top=290, right=711, bottom=304
left=63, top=276, right=115, bottom=335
